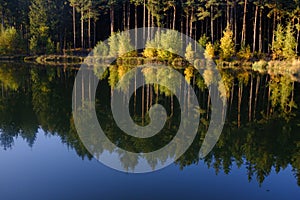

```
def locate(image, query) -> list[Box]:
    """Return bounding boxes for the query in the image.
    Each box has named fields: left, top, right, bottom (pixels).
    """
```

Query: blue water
left=1, top=129, right=299, bottom=200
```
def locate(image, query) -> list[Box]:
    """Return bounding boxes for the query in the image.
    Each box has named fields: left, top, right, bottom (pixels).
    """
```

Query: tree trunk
left=151, top=12, right=154, bottom=38
left=189, top=8, right=194, bottom=38
left=73, top=5, right=76, bottom=49
left=142, top=84, right=145, bottom=122
left=259, top=8, right=263, bottom=53
left=207, top=89, right=211, bottom=120
left=123, top=2, right=126, bottom=30
left=143, top=0, right=146, bottom=40
left=186, top=11, right=189, bottom=43
left=127, top=2, right=130, bottom=30
left=93, top=20, right=96, bottom=46
left=146, top=84, right=149, bottom=112
left=297, top=21, right=299, bottom=54
left=81, top=9, right=84, bottom=48
left=181, top=15, right=184, bottom=42
left=234, top=1, right=237, bottom=46
left=238, top=84, right=243, bottom=128
left=254, top=75, right=260, bottom=119
left=173, top=6, right=176, bottom=30
left=226, top=0, right=230, bottom=26
left=211, top=6, right=214, bottom=43
left=135, top=5, right=138, bottom=49
left=241, top=0, right=247, bottom=46
left=134, top=71, right=137, bottom=114
left=147, top=1, right=151, bottom=40
left=88, top=9, right=91, bottom=49
left=110, top=5, right=114, bottom=34
left=253, top=5, right=258, bottom=53
left=249, top=74, right=253, bottom=122
left=64, top=28, right=67, bottom=51
left=230, top=84, right=234, bottom=112
left=272, top=11, right=277, bottom=45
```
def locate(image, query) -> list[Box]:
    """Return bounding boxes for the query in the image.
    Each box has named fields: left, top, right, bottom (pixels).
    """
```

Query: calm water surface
left=0, top=62, right=299, bottom=199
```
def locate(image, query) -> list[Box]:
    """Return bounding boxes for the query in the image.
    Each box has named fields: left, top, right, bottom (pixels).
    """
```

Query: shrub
left=283, top=23, right=297, bottom=60
left=108, top=32, right=135, bottom=57
left=0, top=27, right=25, bottom=55
left=199, top=34, right=209, bottom=48
left=46, top=38, right=55, bottom=54
left=204, top=42, right=215, bottom=60
left=252, top=60, right=268, bottom=71
left=94, top=41, right=109, bottom=56
left=238, top=45, right=252, bottom=61
left=220, top=25, right=235, bottom=60
left=185, top=43, right=196, bottom=62
left=271, top=24, right=285, bottom=60
left=142, top=30, right=183, bottom=60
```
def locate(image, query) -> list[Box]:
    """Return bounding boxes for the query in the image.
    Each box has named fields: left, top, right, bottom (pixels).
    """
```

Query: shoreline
left=0, top=54, right=299, bottom=71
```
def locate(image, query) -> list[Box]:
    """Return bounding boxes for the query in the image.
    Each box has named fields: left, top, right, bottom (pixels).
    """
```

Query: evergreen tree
left=29, top=0, right=50, bottom=54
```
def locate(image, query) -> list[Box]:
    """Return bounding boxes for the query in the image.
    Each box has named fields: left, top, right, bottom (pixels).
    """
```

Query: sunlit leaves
left=220, top=25, right=235, bottom=60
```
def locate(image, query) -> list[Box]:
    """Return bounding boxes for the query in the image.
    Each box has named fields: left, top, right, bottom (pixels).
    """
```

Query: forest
left=0, top=62, right=299, bottom=185
left=0, top=0, right=299, bottom=61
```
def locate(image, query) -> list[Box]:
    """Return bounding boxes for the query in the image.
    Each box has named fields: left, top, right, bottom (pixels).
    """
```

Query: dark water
left=0, top=62, right=299, bottom=199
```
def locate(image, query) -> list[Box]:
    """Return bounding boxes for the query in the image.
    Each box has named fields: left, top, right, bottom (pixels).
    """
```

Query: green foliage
left=252, top=60, right=268, bottom=71
left=272, top=24, right=285, bottom=60
left=108, top=32, right=135, bottom=57
left=30, top=35, right=54, bottom=55
left=184, top=66, right=194, bottom=84
left=46, top=38, right=55, bottom=54
left=29, top=0, right=55, bottom=54
left=199, top=34, right=209, bottom=48
left=0, top=66, right=20, bottom=91
left=272, top=23, right=297, bottom=60
left=203, top=69, right=215, bottom=87
left=238, top=45, right=252, bottom=61
left=108, top=66, right=119, bottom=89
left=143, top=47, right=157, bottom=58
left=204, top=42, right=215, bottom=59
left=283, top=23, right=297, bottom=60
left=143, top=36, right=160, bottom=58
left=269, top=75, right=296, bottom=113
left=108, top=33, right=119, bottom=57
left=185, top=43, right=195, bottom=62
left=29, top=36, right=38, bottom=55
left=142, top=30, right=182, bottom=60
left=220, top=70, right=234, bottom=99
left=0, top=27, right=25, bottom=55
left=94, top=41, right=109, bottom=56
left=156, top=30, right=183, bottom=60
left=220, top=26, right=235, bottom=60
left=118, top=32, right=135, bottom=57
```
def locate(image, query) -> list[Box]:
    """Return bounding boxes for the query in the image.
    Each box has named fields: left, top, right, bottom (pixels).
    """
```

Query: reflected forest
left=0, top=62, right=300, bottom=186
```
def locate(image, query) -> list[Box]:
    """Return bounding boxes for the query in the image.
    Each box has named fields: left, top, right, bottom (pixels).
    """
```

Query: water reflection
left=0, top=62, right=299, bottom=185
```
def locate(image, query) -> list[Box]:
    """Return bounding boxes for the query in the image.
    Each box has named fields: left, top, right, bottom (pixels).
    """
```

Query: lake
left=0, top=61, right=299, bottom=199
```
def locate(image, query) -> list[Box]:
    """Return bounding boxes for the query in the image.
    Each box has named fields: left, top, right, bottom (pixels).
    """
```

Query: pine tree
left=29, top=0, right=49, bottom=54
left=220, top=25, right=235, bottom=60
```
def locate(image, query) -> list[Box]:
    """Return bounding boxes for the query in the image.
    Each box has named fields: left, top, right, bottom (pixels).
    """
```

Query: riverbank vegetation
left=0, top=0, right=299, bottom=66
left=0, top=62, right=299, bottom=185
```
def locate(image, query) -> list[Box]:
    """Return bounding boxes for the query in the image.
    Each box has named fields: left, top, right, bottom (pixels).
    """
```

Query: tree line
left=0, top=0, right=299, bottom=58
left=0, top=62, right=299, bottom=185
